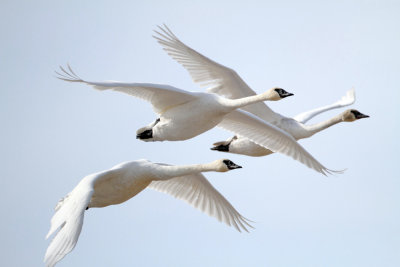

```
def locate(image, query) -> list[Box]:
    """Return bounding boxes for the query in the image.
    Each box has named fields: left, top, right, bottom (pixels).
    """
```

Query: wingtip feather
left=55, top=65, right=83, bottom=82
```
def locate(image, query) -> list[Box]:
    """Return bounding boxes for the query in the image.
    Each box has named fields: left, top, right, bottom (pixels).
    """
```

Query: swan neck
left=304, top=113, right=343, bottom=137
left=224, top=93, right=269, bottom=109
left=159, top=163, right=217, bottom=179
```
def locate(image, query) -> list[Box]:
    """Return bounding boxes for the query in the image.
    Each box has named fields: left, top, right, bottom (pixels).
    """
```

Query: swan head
left=212, top=159, right=242, bottom=172
left=342, top=109, right=369, bottom=122
left=265, top=87, right=294, bottom=101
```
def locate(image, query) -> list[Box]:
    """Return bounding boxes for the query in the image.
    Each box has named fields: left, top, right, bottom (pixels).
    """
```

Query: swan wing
left=56, top=65, right=196, bottom=114
left=153, top=25, right=276, bottom=121
left=293, top=88, right=356, bottom=124
left=44, top=178, right=94, bottom=267
left=149, top=172, right=253, bottom=232
left=218, top=110, right=339, bottom=176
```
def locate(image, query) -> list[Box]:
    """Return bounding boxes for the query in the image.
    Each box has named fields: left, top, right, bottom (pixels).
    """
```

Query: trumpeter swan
left=211, top=90, right=366, bottom=155
left=213, top=108, right=369, bottom=156
left=56, top=65, right=291, bottom=142
left=45, top=159, right=250, bottom=267
left=153, top=25, right=369, bottom=157
left=56, top=66, right=338, bottom=175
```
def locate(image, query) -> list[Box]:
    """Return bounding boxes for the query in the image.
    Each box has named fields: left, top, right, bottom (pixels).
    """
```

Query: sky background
left=1, top=0, right=399, bottom=266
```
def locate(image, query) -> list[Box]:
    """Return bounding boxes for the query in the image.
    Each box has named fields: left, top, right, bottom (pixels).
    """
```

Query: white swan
left=56, top=66, right=291, bottom=142
left=56, top=66, right=337, bottom=175
left=213, top=108, right=369, bottom=156
left=153, top=25, right=369, bottom=157
left=45, top=159, right=251, bottom=267
left=211, top=90, right=368, bottom=156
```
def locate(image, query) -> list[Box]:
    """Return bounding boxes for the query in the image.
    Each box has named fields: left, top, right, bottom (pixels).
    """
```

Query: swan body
left=152, top=89, right=289, bottom=141
left=45, top=159, right=250, bottom=267
left=153, top=25, right=369, bottom=157
left=56, top=65, right=338, bottom=175
left=146, top=92, right=243, bottom=141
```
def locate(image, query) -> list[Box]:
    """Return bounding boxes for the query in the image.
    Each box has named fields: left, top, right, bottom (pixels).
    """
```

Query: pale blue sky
left=1, top=0, right=399, bottom=266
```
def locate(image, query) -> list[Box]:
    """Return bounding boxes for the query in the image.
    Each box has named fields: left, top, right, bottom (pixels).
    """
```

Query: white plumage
left=45, top=159, right=250, bottom=267
left=56, top=65, right=337, bottom=175
left=153, top=25, right=368, bottom=158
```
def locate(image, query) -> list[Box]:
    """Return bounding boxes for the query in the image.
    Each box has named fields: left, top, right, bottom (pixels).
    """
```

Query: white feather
left=56, top=65, right=335, bottom=174
left=44, top=159, right=251, bottom=266
left=153, top=25, right=362, bottom=162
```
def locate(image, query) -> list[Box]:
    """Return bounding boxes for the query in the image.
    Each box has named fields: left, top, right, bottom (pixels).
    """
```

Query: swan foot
left=211, top=143, right=230, bottom=152
left=211, top=136, right=237, bottom=152
left=136, top=118, right=160, bottom=140
left=136, top=129, right=153, bottom=139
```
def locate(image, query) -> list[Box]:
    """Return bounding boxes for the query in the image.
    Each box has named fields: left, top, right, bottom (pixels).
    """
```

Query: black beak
left=275, top=88, right=294, bottom=98
left=282, top=92, right=294, bottom=98
left=228, top=161, right=242, bottom=169
left=351, top=110, right=369, bottom=120
left=230, top=163, right=242, bottom=169
left=356, top=113, right=369, bottom=119
left=223, top=159, right=242, bottom=170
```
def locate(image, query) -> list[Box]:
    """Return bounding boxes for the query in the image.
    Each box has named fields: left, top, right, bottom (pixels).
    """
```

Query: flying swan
left=212, top=91, right=369, bottom=156
left=45, top=159, right=250, bottom=267
left=56, top=66, right=337, bottom=175
left=153, top=25, right=369, bottom=157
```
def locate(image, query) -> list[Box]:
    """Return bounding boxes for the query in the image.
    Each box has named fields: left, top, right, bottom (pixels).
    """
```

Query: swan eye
left=223, top=160, right=233, bottom=166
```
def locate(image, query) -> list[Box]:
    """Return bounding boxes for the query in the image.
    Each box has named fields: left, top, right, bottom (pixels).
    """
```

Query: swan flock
left=45, top=25, right=369, bottom=267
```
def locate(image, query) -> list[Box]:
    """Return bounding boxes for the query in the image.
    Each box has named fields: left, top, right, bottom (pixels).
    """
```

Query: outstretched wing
left=56, top=65, right=196, bottom=115
left=44, top=178, right=94, bottom=267
left=149, top=172, right=253, bottom=232
left=293, top=88, right=356, bottom=124
left=153, top=25, right=276, bottom=121
left=218, top=110, right=342, bottom=176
